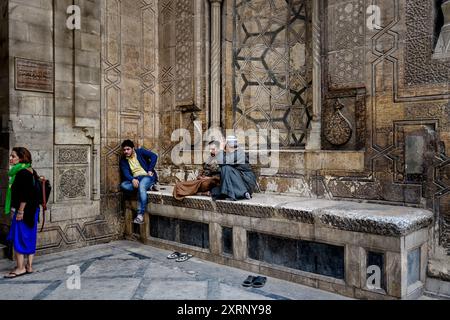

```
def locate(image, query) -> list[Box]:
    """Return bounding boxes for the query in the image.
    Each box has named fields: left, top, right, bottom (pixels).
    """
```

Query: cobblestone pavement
left=0, top=241, right=350, bottom=300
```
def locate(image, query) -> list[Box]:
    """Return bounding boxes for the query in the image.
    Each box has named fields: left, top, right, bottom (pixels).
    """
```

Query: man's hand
left=148, top=171, right=154, bottom=177
left=132, top=179, right=140, bottom=189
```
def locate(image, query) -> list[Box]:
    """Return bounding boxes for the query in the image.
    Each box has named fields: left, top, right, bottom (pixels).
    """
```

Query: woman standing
left=4, top=147, right=40, bottom=279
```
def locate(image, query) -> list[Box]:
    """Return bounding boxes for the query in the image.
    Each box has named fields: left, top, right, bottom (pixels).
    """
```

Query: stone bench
left=124, top=186, right=433, bottom=300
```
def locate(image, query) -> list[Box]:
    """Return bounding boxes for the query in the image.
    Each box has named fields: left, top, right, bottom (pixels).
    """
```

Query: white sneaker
left=133, top=214, right=144, bottom=225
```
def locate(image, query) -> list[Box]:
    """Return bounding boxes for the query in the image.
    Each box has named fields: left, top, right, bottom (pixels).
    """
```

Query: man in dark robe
left=173, top=141, right=221, bottom=200
left=211, top=136, right=257, bottom=201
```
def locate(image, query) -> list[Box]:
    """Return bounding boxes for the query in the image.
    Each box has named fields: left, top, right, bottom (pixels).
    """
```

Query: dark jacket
left=120, top=148, right=159, bottom=182
left=11, top=169, right=39, bottom=228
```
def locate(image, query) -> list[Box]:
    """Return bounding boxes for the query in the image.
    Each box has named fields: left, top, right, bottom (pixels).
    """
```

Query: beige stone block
left=386, top=251, right=402, bottom=298
left=55, top=63, right=74, bottom=82
left=345, top=244, right=362, bottom=288
left=9, top=3, right=52, bottom=27
left=10, top=114, right=53, bottom=133
left=305, top=151, right=365, bottom=172
left=404, top=228, right=429, bottom=251
left=209, top=222, right=222, bottom=255
left=75, top=83, right=100, bottom=101
left=314, top=226, right=400, bottom=252
left=71, top=202, right=100, bottom=220
left=50, top=205, right=72, bottom=223
left=233, top=226, right=247, bottom=261
left=9, top=40, right=53, bottom=61
left=9, top=20, right=28, bottom=41
left=250, top=217, right=300, bottom=239
left=80, top=33, right=101, bottom=52
left=28, top=24, right=52, bottom=44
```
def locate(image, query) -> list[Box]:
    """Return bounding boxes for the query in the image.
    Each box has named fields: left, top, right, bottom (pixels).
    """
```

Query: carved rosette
left=324, top=99, right=353, bottom=146
left=59, top=169, right=87, bottom=200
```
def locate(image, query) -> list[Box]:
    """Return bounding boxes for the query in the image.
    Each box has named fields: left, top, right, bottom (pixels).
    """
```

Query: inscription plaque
left=15, top=58, right=54, bottom=93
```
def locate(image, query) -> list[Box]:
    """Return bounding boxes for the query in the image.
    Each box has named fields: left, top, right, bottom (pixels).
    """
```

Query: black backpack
left=32, top=170, right=51, bottom=232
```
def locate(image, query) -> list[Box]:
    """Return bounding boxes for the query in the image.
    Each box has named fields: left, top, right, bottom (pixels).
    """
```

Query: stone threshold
left=146, top=186, right=433, bottom=237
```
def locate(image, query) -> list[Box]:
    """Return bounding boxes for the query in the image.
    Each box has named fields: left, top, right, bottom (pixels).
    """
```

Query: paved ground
left=0, top=240, right=350, bottom=300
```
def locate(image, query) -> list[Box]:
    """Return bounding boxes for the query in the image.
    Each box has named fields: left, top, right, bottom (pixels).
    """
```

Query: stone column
left=210, top=0, right=222, bottom=129
left=306, top=0, right=322, bottom=150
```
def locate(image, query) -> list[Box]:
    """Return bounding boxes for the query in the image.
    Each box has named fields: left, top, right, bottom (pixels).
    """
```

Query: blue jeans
left=120, top=176, right=156, bottom=215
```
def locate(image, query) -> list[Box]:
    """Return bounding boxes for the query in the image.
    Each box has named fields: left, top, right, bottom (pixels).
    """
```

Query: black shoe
left=242, top=275, right=256, bottom=287
left=251, top=276, right=267, bottom=288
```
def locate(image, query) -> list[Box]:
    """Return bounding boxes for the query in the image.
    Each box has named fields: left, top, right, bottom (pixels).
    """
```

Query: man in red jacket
left=120, top=140, right=158, bottom=224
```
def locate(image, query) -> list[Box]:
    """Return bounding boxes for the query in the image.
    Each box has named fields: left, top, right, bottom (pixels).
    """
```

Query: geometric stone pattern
left=174, top=0, right=194, bottom=105
left=404, top=0, right=450, bottom=85
left=321, top=0, right=450, bottom=259
left=233, top=0, right=312, bottom=148
left=326, top=0, right=365, bottom=88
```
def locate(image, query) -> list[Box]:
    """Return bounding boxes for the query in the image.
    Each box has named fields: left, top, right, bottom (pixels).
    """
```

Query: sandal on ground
left=251, top=276, right=267, bottom=288
left=4, top=271, right=27, bottom=279
left=242, top=275, right=256, bottom=287
left=176, top=253, right=193, bottom=262
left=167, top=252, right=182, bottom=260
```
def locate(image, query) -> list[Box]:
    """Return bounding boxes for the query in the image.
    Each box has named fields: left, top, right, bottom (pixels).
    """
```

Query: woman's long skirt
left=6, top=208, right=40, bottom=255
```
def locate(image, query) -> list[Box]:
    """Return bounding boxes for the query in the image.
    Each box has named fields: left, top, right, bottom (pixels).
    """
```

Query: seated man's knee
left=120, top=181, right=134, bottom=192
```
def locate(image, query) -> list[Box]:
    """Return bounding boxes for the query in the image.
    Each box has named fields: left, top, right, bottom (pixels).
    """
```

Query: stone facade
left=0, top=0, right=449, bottom=293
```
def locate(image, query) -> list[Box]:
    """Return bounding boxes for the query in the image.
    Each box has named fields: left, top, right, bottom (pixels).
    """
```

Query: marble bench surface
left=144, top=186, right=433, bottom=237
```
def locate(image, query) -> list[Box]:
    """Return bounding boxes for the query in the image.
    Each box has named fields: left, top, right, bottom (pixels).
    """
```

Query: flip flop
left=176, top=253, right=193, bottom=262
left=252, top=276, right=267, bottom=288
left=242, top=275, right=256, bottom=287
left=4, top=271, right=27, bottom=279
left=167, top=252, right=181, bottom=260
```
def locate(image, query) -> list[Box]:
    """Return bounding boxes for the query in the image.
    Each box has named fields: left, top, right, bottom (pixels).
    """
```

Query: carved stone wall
left=100, top=0, right=209, bottom=197
left=100, top=0, right=160, bottom=218
left=232, top=0, right=313, bottom=148
left=0, top=0, right=9, bottom=242
left=320, top=0, right=450, bottom=264
left=157, top=0, right=208, bottom=169
left=0, top=0, right=120, bottom=253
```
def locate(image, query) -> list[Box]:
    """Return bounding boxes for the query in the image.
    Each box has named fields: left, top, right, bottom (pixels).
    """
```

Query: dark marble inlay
left=222, top=227, right=233, bottom=255
left=408, top=247, right=421, bottom=286
left=248, top=232, right=345, bottom=280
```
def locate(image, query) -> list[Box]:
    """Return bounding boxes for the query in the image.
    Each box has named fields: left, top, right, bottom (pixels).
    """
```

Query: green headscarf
left=4, top=163, right=31, bottom=215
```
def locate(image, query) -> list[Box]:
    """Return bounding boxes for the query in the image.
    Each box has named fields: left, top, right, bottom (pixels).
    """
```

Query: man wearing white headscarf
left=211, top=136, right=257, bottom=201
